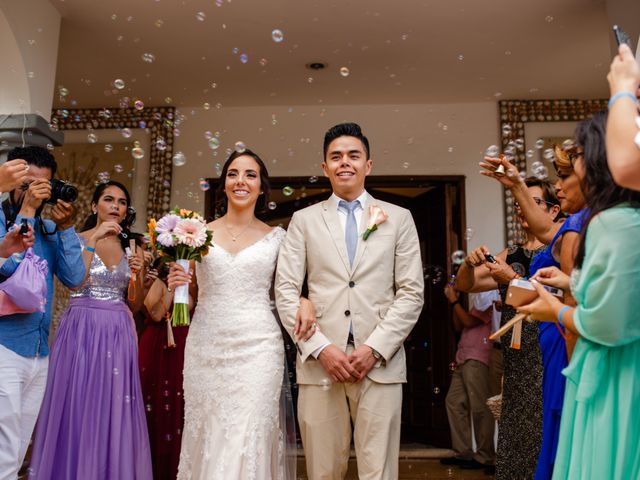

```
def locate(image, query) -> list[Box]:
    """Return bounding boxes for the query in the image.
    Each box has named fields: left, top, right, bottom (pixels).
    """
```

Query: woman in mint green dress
left=519, top=111, right=640, bottom=479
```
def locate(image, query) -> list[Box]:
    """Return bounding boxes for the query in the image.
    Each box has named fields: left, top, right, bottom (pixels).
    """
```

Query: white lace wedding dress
left=177, top=227, right=294, bottom=480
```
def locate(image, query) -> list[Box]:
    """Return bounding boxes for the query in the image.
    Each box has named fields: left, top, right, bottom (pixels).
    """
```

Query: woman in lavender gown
left=28, top=181, right=152, bottom=479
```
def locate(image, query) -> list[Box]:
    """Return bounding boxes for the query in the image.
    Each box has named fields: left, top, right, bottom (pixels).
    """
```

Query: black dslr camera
left=46, top=179, right=78, bottom=205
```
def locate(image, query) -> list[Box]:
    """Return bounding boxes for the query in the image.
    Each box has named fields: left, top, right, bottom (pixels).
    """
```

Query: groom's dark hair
left=215, top=148, right=271, bottom=218
left=323, top=122, right=370, bottom=159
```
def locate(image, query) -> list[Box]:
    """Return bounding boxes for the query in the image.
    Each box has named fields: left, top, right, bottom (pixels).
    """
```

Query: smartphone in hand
left=19, top=218, right=29, bottom=236
left=613, top=25, right=632, bottom=48
left=505, top=278, right=563, bottom=307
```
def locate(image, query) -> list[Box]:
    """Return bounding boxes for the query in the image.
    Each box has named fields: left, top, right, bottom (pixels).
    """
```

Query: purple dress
left=28, top=249, right=152, bottom=479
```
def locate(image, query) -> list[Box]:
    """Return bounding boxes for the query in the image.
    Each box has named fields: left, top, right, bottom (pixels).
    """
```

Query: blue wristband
left=84, top=245, right=96, bottom=253
left=608, top=91, right=638, bottom=110
left=557, top=305, right=571, bottom=328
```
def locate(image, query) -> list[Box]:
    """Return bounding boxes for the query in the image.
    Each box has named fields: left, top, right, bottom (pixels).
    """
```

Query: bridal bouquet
left=148, top=208, right=213, bottom=326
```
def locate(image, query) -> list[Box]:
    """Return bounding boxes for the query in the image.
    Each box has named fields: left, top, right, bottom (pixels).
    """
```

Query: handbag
left=0, top=248, right=48, bottom=314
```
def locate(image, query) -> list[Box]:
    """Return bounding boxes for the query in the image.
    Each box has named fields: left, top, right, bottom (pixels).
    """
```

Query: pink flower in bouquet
left=174, top=218, right=208, bottom=248
left=156, top=214, right=180, bottom=247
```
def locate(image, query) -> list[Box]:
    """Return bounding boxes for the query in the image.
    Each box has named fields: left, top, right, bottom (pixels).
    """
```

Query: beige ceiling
left=51, top=0, right=616, bottom=109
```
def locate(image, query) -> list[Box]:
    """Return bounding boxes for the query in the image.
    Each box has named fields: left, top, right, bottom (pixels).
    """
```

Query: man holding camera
left=0, top=146, right=85, bottom=479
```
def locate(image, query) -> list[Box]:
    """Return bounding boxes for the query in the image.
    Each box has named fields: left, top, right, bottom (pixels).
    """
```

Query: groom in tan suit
left=275, top=123, right=424, bottom=479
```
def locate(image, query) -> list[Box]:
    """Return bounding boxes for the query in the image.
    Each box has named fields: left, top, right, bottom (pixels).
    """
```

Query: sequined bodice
left=70, top=248, right=131, bottom=302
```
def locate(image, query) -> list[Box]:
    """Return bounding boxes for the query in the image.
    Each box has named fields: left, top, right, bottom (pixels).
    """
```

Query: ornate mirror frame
left=50, top=106, right=176, bottom=221
left=498, top=98, right=607, bottom=245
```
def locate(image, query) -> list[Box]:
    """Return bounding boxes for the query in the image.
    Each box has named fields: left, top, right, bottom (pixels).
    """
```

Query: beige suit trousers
left=445, top=359, right=495, bottom=465
left=298, top=374, right=402, bottom=480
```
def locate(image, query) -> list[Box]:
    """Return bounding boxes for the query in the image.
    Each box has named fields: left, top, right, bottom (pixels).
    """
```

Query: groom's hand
left=349, top=346, right=377, bottom=382
left=318, top=345, right=359, bottom=383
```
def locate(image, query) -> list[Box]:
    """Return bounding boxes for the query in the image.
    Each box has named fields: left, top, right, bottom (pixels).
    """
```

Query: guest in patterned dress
left=455, top=178, right=561, bottom=479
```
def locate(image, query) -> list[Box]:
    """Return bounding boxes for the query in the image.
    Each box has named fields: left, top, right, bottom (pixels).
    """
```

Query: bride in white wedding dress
left=168, top=150, right=310, bottom=480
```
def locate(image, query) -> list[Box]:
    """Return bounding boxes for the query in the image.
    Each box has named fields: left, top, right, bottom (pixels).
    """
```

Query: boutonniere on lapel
left=363, top=205, right=389, bottom=240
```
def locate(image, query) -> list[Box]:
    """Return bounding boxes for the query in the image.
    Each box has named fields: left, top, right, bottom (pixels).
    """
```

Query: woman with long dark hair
left=168, top=149, right=310, bottom=479
left=28, top=181, right=152, bottom=479
left=520, top=111, right=640, bottom=479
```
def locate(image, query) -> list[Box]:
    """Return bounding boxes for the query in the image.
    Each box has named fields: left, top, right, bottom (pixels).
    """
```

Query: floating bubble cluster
left=234, top=141, right=246, bottom=153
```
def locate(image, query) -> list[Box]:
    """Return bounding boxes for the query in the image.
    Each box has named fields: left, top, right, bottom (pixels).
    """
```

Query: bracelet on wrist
left=84, top=245, right=96, bottom=253
left=557, top=305, right=572, bottom=327
left=608, top=91, right=638, bottom=110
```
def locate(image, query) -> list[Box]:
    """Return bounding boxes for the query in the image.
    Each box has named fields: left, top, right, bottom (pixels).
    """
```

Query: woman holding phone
left=519, top=110, right=640, bottom=479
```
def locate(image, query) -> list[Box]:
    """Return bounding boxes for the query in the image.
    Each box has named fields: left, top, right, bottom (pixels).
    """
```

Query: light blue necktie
left=339, top=200, right=360, bottom=267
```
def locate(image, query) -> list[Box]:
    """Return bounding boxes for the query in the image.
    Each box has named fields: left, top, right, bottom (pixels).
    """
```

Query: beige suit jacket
left=275, top=194, right=425, bottom=385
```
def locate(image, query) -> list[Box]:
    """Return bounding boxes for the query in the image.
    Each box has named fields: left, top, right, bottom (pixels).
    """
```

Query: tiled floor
left=295, top=457, right=494, bottom=479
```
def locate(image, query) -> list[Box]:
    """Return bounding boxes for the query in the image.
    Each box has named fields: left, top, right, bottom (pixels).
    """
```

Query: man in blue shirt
left=0, top=146, right=85, bottom=479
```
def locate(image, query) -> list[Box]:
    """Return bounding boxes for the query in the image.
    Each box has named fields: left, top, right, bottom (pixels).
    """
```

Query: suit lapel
left=350, top=194, right=373, bottom=273
left=320, top=197, right=351, bottom=274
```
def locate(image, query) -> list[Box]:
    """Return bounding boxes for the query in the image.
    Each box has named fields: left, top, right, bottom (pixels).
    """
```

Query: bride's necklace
left=223, top=217, right=253, bottom=242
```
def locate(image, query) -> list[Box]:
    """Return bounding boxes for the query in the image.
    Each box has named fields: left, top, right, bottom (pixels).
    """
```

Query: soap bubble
left=203, top=102, right=210, bottom=110
left=234, top=141, right=246, bottom=153
left=199, top=179, right=210, bottom=191
left=271, top=29, right=284, bottom=43
left=339, top=67, right=350, bottom=77
left=134, top=100, right=144, bottom=110
left=526, top=149, right=534, bottom=159
left=308, top=176, right=318, bottom=183
left=464, top=227, right=474, bottom=241
left=485, top=145, right=500, bottom=157
left=451, top=250, right=466, bottom=265
left=104, top=144, right=113, bottom=153
left=320, top=378, right=331, bottom=391
left=208, top=137, right=220, bottom=150
left=433, top=387, right=440, bottom=394
left=449, top=362, right=457, bottom=371
left=561, top=139, right=575, bottom=151
left=543, top=148, right=555, bottom=161
left=121, top=128, right=132, bottom=139
left=172, top=152, right=186, bottom=166
left=282, top=186, right=294, bottom=197
left=501, top=124, right=512, bottom=136
left=114, top=164, right=124, bottom=173
left=515, top=138, right=525, bottom=150
left=113, top=79, right=125, bottom=90
left=259, top=58, right=268, bottom=67
left=533, top=164, right=549, bottom=180
left=155, top=137, right=167, bottom=151
left=535, top=138, right=545, bottom=149
left=141, top=52, right=155, bottom=63
left=132, top=147, right=145, bottom=160
left=87, top=133, right=98, bottom=143
left=58, top=86, right=69, bottom=97
left=195, top=11, right=206, bottom=21
left=239, top=53, right=248, bottom=64
left=268, top=201, right=277, bottom=210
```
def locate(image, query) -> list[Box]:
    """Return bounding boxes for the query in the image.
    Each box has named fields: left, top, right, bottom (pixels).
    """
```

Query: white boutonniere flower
left=363, top=205, right=389, bottom=240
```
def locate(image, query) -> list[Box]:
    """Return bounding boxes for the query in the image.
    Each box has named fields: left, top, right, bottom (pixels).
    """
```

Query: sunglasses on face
left=514, top=197, right=558, bottom=209
left=568, top=150, right=584, bottom=164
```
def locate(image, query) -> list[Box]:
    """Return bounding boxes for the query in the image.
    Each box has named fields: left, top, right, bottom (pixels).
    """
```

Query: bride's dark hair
left=215, top=148, right=271, bottom=218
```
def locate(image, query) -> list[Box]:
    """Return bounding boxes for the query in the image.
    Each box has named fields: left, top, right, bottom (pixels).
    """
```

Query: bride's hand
left=167, top=262, right=192, bottom=292
left=295, top=297, right=317, bottom=342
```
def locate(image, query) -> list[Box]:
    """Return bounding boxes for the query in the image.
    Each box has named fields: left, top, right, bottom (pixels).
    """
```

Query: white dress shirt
left=311, top=190, right=368, bottom=359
